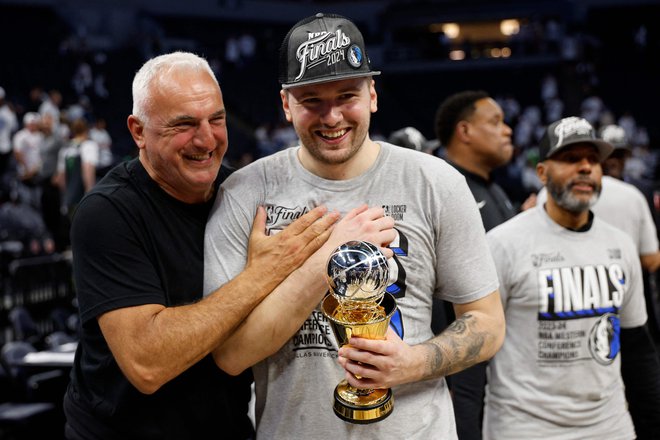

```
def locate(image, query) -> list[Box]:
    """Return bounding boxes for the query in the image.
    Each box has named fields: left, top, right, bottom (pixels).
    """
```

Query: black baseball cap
left=278, top=13, right=380, bottom=89
left=539, top=116, right=613, bottom=161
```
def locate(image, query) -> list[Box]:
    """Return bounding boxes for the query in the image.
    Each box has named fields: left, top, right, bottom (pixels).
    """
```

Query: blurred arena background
left=1, top=0, right=658, bottom=167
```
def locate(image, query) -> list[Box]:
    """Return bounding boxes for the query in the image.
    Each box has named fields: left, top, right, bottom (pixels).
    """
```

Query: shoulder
left=79, top=160, right=135, bottom=202
left=597, top=176, right=650, bottom=215
left=381, top=141, right=464, bottom=184
left=488, top=207, right=538, bottom=239
left=602, top=175, right=644, bottom=198
left=593, top=216, right=638, bottom=246
left=221, top=148, right=293, bottom=190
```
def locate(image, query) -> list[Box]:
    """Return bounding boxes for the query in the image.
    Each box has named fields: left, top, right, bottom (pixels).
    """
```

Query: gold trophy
left=321, top=240, right=397, bottom=424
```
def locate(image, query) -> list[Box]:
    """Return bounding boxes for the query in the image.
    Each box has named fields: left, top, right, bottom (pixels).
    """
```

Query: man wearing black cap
left=204, top=12, right=505, bottom=439
left=479, top=116, right=660, bottom=439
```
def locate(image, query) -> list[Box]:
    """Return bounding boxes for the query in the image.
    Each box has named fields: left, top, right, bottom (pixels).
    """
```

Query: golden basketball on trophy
left=321, top=240, right=397, bottom=424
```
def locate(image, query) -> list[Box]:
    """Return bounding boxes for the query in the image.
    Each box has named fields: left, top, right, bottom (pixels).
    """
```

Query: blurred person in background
left=53, top=118, right=99, bottom=220
left=89, top=117, right=115, bottom=178
left=388, top=126, right=431, bottom=153
left=433, top=89, right=535, bottom=439
left=38, top=113, right=67, bottom=250
left=12, top=111, right=43, bottom=208
left=0, top=86, right=19, bottom=175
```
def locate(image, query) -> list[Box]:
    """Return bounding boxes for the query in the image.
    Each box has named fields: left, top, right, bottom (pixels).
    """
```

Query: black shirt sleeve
left=620, top=324, right=660, bottom=440
left=450, top=361, right=488, bottom=440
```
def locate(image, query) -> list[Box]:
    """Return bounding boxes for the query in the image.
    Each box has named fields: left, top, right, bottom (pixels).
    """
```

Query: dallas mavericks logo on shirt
left=588, top=313, right=620, bottom=365
left=294, top=30, right=352, bottom=81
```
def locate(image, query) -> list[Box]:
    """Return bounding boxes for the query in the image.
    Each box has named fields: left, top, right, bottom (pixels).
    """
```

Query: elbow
left=485, top=313, right=506, bottom=361
left=213, top=353, right=249, bottom=377
left=492, top=323, right=506, bottom=358
left=121, top=364, right=168, bottom=395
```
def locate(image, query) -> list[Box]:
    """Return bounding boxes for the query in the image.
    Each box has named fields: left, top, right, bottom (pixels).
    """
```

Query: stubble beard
left=301, top=124, right=369, bottom=166
left=546, top=174, right=600, bottom=214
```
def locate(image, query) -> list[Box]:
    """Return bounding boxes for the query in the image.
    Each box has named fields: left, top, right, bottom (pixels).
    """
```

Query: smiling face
left=280, top=77, right=377, bottom=170
left=127, top=68, right=227, bottom=204
left=538, top=143, right=603, bottom=213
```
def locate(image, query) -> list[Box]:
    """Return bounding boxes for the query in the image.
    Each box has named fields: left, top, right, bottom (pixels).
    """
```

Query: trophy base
left=333, top=380, right=394, bottom=424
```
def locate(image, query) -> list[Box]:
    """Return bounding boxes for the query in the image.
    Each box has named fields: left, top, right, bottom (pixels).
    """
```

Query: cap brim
left=547, top=139, right=614, bottom=162
left=281, top=71, right=380, bottom=89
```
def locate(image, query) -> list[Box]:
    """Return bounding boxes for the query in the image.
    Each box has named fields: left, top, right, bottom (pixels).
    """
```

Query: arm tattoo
left=421, top=313, right=486, bottom=380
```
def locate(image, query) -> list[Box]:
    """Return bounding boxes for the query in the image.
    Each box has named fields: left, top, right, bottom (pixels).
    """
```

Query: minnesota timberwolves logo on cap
left=279, top=13, right=380, bottom=89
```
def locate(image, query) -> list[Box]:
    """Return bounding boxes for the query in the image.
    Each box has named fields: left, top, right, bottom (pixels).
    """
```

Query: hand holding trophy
left=321, top=240, right=397, bottom=424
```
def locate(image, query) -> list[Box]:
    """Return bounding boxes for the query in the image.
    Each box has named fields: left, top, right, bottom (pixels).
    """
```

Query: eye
left=210, top=115, right=226, bottom=125
left=301, top=97, right=321, bottom=105
left=175, top=120, right=195, bottom=128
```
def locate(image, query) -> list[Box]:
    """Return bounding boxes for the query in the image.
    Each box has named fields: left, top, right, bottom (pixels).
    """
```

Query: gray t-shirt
left=204, top=142, right=499, bottom=439
left=484, top=203, right=646, bottom=440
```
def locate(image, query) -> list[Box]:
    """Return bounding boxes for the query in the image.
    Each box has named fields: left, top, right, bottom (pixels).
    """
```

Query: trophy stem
left=333, top=380, right=394, bottom=424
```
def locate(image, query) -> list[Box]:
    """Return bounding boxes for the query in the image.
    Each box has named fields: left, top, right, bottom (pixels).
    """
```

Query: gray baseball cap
left=278, top=13, right=380, bottom=89
left=539, top=116, right=613, bottom=161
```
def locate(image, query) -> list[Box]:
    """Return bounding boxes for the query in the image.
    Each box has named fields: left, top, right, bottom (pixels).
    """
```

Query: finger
left=249, top=206, right=268, bottom=238
left=300, top=222, right=336, bottom=255
left=380, top=247, right=394, bottom=259
left=282, top=205, right=329, bottom=236
left=294, top=209, right=340, bottom=246
left=356, top=206, right=387, bottom=221
left=343, top=204, right=369, bottom=220
left=347, top=337, right=389, bottom=355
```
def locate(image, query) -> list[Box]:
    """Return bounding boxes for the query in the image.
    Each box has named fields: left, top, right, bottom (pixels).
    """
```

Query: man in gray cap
left=476, top=116, right=660, bottom=439
left=204, top=12, right=504, bottom=439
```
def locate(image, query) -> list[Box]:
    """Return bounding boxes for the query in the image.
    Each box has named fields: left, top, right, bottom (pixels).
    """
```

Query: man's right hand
left=244, top=205, right=339, bottom=289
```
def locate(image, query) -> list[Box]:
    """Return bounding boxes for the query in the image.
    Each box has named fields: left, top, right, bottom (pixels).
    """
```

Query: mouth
left=570, top=179, right=595, bottom=193
left=317, top=128, right=349, bottom=141
left=185, top=151, right=213, bottom=162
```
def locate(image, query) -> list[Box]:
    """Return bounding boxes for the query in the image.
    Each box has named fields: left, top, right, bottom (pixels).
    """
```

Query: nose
left=320, top=103, right=342, bottom=126
left=577, top=157, right=594, bottom=173
left=193, top=120, right=214, bottom=148
left=503, top=122, right=512, bottom=136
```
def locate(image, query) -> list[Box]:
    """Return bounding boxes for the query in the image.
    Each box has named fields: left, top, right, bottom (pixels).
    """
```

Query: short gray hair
left=131, top=51, right=218, bottom=123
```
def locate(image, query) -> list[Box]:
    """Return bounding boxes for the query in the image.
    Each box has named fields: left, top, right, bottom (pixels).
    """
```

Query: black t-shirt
left=63, top=158, right=254, bottom=440
left=448, top=161, right=517, bottom=232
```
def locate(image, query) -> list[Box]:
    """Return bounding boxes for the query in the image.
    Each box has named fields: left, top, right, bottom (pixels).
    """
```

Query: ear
left=280, top=90, right=292, bottom=122
left=127, top=115, right=146, bottom=150
left=455, top=120, right=470, bottom=143
left=536, top=161, right=548, bottom=185
left=369, top=79, right=378, bottom=113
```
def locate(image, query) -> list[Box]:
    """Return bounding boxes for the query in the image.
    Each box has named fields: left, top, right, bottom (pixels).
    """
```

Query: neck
left=139, top=155, right=214, bottom=204
left=446, top=148, right=490, bottom=180
left=544, top=198, right=590, bottom=230
left=298, top=139, right=380, bottom=180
